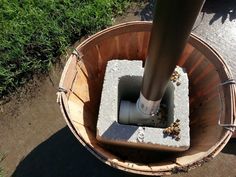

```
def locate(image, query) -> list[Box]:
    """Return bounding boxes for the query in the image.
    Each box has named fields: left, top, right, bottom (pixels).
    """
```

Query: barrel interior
left=59, top=22, right=234, bottom=175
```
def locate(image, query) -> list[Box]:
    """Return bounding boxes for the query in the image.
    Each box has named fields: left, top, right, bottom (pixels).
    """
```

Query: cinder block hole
left=118, top=75, right=175, bottom=128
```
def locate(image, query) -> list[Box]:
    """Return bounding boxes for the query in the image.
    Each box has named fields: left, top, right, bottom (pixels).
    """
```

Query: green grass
left=0, top=0, right=131, bottom=97
left=0, top=168, right=3, bottom=177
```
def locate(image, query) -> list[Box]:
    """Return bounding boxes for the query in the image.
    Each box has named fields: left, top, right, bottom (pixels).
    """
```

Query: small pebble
left=163, top=119, right=181, bottom=141
left=170, top=69, right=181, bottom=86
left=175, top=136, right=180, bottom=141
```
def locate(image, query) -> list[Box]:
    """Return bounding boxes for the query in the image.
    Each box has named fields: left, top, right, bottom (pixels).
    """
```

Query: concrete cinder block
left=96, top=60, right=190, bottom=151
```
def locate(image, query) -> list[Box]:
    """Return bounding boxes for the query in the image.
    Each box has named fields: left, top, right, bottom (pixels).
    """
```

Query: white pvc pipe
left=119, top=100, right=160, bottom=127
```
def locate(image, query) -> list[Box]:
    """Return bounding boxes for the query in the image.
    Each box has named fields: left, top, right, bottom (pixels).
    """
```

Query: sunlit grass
left=0, top=0, right=131, bottom=97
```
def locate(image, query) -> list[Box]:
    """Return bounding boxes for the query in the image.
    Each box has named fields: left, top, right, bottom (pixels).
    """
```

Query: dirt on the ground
left=0, top=62, right=66, bottom=177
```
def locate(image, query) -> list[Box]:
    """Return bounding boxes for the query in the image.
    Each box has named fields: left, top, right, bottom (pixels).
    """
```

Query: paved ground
left=0, top=0, right=235, bottom=177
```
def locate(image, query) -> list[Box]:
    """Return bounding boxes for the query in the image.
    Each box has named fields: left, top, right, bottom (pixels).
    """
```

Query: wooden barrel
left=57, top=21, right=236, bottom=176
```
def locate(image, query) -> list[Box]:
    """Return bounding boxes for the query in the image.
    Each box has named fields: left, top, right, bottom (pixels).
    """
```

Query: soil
left=0, top=63, right=66, bottom=177
left=0, top=0, right=236, bottom=177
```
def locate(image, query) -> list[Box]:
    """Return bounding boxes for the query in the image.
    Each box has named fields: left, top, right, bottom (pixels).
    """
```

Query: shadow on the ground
left=12, top=127, right=144, bottom=177
left=139, top=0, right=155, bottom=21
left=222, top=138, right=236, bottom=155
left=139, top=0, right=236, bottom=24
left=198, top=0, right=236, bottom=25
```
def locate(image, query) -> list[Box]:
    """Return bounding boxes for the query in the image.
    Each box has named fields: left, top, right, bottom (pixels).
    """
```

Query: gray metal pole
left=138, top=0, right=205, bottom=115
